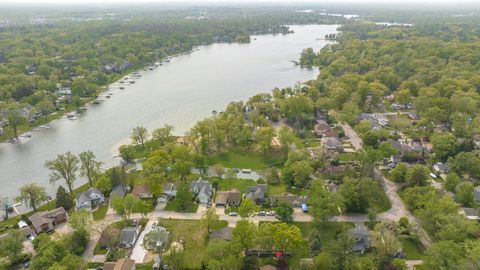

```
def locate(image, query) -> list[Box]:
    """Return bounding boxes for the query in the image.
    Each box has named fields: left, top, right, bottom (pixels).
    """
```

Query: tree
left=69, top=209, right=92, bottom=231
left=423, top=241, right=466, bottom=270
left=254, top=126, right=275, bottom=155
left=16, top=183, right=48, bottom=212
left=371, top=223, right=400, bottom=265
left=444, top=173, right=460, bottom=192
left=152, top=124, right=174, bottom=146
left=362, top=131, right=379, bottom=148
left=200, top=208, right=221, bottom=234
left=257, top=222, right=307, bottom=254
left=449, top=151, right=480, bottom=180
left=327, top=230, right=354, bottom=270
left=6, top=109, right=25, bottom=139
left=276, top=202, right=294, bottom=223
left=175, top=183, right=193, bottom=211
left=431, top=133, right=458, bottom=161
left=133, top=199, right=151, bottom=218
left=164, top=248, right=186, bottom=270
left=79, top=151, right=102, bottom=187
left=390, top=163, right=408, bottom=182
left=131, top=126, right=148, bottom=148
left=309, top=179, right=344, bottom=225
left=238, top=199, right=258, bottom=218
left=278, top=127, right=294, bottom=158
left=456, top=182, right=474, bottom=207
left=0, top=230, right=24, bottom=264
left=56, top=186, right=73, bottom=211
left=111, top=194, right=137, bottom=221
left=406, top=165, right=429, bottom=186
left=204, top=239, right=243, bottom=270
left=45, top=151, right=79, bottom=195
left=232, top=220, right=257, bottom=251
left=309, top=230, right=322, bottom=256
left=313, top=252, right=334, bottom=270
left=282, top=159, right=313, bottom=188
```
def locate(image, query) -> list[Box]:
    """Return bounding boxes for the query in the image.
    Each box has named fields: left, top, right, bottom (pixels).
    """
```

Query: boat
left=108, top=92, right=114, bottom=96
left=119, top=86, right=125, bottom=90
left=106, top=95, right=111, bottom=99
left=68, top=116, right=78, bottom=120
left=93, top=99, right=103, bottom=104
left=39, top=125, right=50, bottom=129
left=119, top=80, right=125, bottom=84
left=129, top=80, right=135, bottom=84
left=20, top=133, right=32, bottom=138
left=148, top=67, right=154, bottom=70
left=7, top=138, right=16, bottom=143
left=78, top=106, right=88, bottom=113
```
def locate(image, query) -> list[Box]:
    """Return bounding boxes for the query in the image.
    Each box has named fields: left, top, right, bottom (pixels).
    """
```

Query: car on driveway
left=266, top=211, right=275, bottom=216
left=228, top=212, right=238, bottom=216
left=257, top=211, right=266, bottom=216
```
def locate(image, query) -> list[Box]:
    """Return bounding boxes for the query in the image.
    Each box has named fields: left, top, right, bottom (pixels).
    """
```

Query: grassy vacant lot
left=400, top=237, right=424, bottom=260
left=218, top=178, right=256, bottom=193
left=164, top=199, right=199, bottom=213
left=267, top=184, right=287, bottom=196
left=159, top=219, right=228, bottom=269
left=93, top=203, right=108, bottom=221
left=294, top=222, right=355, bottom=247
left=207, top=149, right=283, bottom=170
left=338, top=152, right=358, bottom=162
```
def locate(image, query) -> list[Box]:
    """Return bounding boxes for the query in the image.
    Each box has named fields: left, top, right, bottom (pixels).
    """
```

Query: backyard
left=159, top=219, right=228, bottom=269
left=207, top=149, right=283, bottom=170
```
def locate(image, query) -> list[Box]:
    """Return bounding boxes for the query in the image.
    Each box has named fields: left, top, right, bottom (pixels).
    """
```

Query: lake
left=0, top=24, right=338, bottom=202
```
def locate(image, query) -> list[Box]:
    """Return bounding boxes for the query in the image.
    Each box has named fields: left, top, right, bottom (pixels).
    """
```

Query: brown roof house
left=215, top=189, right=241, bottom=207
left=104, top=258, right=136, bottom=270
left=29, top=207, right=68, bottom=234
left=271, top=194, right=307, bottom=208
left=321, top=136, right=344, bottom=152
left=133, top=183, right=153, bottom=199
left=314, top=119, right=331, bottom=137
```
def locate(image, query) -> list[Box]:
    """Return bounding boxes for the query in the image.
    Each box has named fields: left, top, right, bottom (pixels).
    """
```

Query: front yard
left=164, top=199, right=199, bottom=213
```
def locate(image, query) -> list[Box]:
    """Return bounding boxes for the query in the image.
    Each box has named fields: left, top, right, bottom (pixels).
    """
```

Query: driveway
left=340, top=123, right=362, bottom=150
left=130, top=220, right=154, bottom=263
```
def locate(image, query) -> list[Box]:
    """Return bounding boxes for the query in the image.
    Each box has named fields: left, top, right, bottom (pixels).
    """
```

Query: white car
left=228, top=212, right=238, bottom=216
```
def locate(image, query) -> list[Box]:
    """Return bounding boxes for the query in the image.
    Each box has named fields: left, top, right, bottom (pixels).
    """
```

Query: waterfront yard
left=207, top=149, right=284, bottom=170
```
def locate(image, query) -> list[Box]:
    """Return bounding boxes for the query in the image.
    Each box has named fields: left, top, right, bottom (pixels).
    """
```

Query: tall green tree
left=232, top=219, right=257, bottom=251
left=131, top=126, right=148, bottom=148
left=55, top=186, right=73, bottom=211
left=309, top=179, right=344, bottom=225
left=79, top=151, right=102, bottom=187
left=45, top=151, right=79, bottom=195
left=16, top=183, right=48, bottom=212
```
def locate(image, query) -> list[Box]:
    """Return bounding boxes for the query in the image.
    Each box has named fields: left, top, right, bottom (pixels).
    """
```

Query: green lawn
left=93, top=203, right=108, bottom=221
left=207, top=149, right=283, bottom=170
left=338, top=152, right=358, bottom=162
left=159, top=219, right=227, bottom=269
left=293, top=222, right=355, bottom=247
left=218, top=179, right=256, bottom=193
left=268, top=184, right=287, bottom=196
left=400, top=237, right=424, bottom=260
left=135, top=263, right=154, bottom=270
left=164, top=199, right=199, bottom=213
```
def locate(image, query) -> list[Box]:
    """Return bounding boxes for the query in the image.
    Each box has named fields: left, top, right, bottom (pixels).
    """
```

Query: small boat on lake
left=129, top=80, right=135, bottom=84
left=119, top=86, right=125, bottom=90
left=20, top=133, right=32, bottom=138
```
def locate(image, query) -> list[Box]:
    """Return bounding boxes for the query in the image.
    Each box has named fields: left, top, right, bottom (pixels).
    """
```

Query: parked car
left=257, top=211, right=266, bottom=216
left=228, top=212, right=238, bottom=216
left=266, top=211, right=275, bottom=216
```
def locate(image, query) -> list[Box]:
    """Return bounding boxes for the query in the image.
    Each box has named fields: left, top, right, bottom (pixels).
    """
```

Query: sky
left=0, top=0, right=477, bottom=4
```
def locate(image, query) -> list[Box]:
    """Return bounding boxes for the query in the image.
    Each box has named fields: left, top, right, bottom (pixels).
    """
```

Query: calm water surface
left=0, top=25, right=338, bottom=201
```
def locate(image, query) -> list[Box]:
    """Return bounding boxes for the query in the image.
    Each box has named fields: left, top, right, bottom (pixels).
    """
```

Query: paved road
left=374, top=168, right=432, bottom=248
left=340, top=123, right=363, bottom=150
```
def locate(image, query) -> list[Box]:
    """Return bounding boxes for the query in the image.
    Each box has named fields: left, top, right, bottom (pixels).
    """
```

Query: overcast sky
left=1, top=0, right=478, bottom=5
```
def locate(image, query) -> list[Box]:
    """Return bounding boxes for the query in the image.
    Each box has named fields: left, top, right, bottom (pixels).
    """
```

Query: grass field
left=218, top=178, right=256, bottom=193
left=164, top=199, right=199, bottom=213
left=268, top=184, right=287, bottom=196
left=93, top=203, right=108, bottom=221
left=207, top=149, right=283, bottom=170
left=293, top=222, right=355, bottom=248
left=159, top=219, right=228, bottom=269
left=400, top=237, right=424, bottom=260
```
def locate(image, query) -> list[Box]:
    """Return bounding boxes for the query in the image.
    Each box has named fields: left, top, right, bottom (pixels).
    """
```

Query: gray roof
left=77, top=187, right=103, bottom=203
left=245, top=184, right=267, bottom=201
left=351, top=229, right=370, bottom=252
left=119, top=227, right=138, bottom=243
left=111, top=184, right=127, bottom=198
left=190, top=180, right=213, bottom=197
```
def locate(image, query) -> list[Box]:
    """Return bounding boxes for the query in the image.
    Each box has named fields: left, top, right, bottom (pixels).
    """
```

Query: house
left=163, top=183, right=177, bottom=198
left=190, top=179, right=213, bottom=204
left=210, top=227, right=233, bottom=241
left=460, top=208, right=480, bottom=220
left=133, top=183, right=153, bottom=199
left=358, top=113, right=389, bottom=129
left=76, top=187, right=105, bottom=210
left=103, top=258, right=136, bottom=270
left=351, top=228, right=370, bottom=254
left=215, top=189, right=241, bottom=207
left=271, top=194, right=307, bottom=208
left=245, top=184, right=267, bottom=204
left=111, top=183, right=128, bottom=198
left=321, top=136, right=344, bottom=152
left=119, top=227, right=139, bottom=248
left=433, top=162, right=449, bottom=175
left=29, top=207, right=68, bottom=234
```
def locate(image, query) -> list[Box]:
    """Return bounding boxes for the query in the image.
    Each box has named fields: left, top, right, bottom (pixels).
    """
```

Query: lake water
left=0, top=24, right=338, bottom=202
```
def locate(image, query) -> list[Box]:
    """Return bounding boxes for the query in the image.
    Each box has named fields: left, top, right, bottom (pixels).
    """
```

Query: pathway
left=340, top=123, right=362, bottom=150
